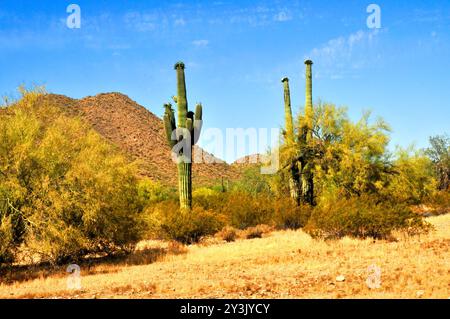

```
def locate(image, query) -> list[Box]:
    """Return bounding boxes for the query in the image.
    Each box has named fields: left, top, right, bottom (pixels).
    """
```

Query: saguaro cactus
left=282, top=77, right=295, bottom=144
left=281, top=77, right=301, bottom=204
left=301, top=59, right=315, bottom=205
left=163, top=62, right=203, bottom=210
left=304, top=60, right=314, bottom=142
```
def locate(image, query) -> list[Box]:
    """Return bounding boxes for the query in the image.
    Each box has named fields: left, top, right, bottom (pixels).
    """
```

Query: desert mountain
left=37, top=93, right=240, bottom=187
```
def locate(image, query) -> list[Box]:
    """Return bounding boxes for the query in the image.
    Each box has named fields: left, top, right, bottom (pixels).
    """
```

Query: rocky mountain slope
left=38, top=92, right=240, bottom=187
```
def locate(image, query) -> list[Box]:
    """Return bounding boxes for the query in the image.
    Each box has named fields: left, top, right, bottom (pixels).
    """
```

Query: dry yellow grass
left=1, top=214, right=449, bottom=299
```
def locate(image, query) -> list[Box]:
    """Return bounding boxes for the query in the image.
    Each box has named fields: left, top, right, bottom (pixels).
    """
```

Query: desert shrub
left=272, top=198, right=312, bottom=230
left=304, top=195, right=431, bottom=240
left=242, top=224, right=273, bottom=239
left=0, top=89, right=145, bottom=264
left=423, top=191, right=450, bottom=215
left=137, top=178, right=174, bottom=207
left=192, top=187, right=224, bottom=211
left=216, top=226, right=238, bottom=242
left=194, top=190, right=275, bottom=229
left=381, top=147, right=437, bottom=204
left=0, top=215, right=15, bottom=265
left=425, top=134, right=450, bottom=191
left=220, top=192, right=274, bottom=229
left=146, top=201, right=226, bottom=244
left=231, top=167, right=273, bottom=195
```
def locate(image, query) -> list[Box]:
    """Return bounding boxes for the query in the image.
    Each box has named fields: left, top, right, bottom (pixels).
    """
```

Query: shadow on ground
left=0, top=243, right=187, bottom=285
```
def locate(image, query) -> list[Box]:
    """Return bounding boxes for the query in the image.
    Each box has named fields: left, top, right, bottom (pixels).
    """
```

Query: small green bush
left=137, top=178, right=174, bottom=207
left=221, top=192, right=273, bottom=229
left=424, top=191, right=450, bottom=215
left=304, top=195, right=432, bottom=240
left=146, top=201, right=225, bottom=244
left=192, top=187, right=223, bottom=211
left=272, top=199, right=312, bottom=230
left=0, top=215, right=15, bottom=265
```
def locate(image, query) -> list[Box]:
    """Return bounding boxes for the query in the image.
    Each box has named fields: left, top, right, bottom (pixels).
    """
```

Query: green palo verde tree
left=163, top=62, right=203, bottom=210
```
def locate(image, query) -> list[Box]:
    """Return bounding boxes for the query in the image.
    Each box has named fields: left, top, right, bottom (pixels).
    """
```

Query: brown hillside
left=232, top=153, right=269, bottom=170
left=37, top=93, right=240, bottom=187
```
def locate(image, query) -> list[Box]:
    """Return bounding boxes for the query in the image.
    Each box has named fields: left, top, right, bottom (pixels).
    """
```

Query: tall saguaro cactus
left=282, top=77, right=295, bottom=144
left=304, top=60, right=314, bottom=142
left=301, top=59, right=315, bottom=205
left=281, top=77, right=301, bottom=204
left=163, top=62, right=203, bottom=210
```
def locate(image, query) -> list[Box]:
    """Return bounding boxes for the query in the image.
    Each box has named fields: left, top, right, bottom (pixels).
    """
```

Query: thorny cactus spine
left=163, top=62, right=203, bottom=210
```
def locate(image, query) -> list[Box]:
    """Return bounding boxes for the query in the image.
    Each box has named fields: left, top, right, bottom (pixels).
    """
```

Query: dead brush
left=216, top=226, right=238, bottom=242
left=243, top=224, right=274, bottom=239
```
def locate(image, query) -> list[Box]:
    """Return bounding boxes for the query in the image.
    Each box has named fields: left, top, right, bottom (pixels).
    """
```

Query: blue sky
left=0, top=0, right=449, bottom=162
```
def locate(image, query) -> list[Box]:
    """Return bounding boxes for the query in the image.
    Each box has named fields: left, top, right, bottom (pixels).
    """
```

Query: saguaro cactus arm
left=281, top=77, right=294, bottom=144
left=304, top=59, right=314, bottom=142
left=174, top=62, right=188, bottom=128
left=193, top=103, right=203, bottom=145
left=163, top=103, right=176, bottom=148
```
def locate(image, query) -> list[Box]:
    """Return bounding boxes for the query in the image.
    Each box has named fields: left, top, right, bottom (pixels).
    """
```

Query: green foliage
left=382, top=146, right=437, bottom=204
left=275, top=101, right=394, bottom=205
left=272, top=199, right=312, bottom=230
left=0, top=89, right=144, bottom=264
left=195, top=189, right=308, bottom=231
left=231, top=166, right=273, bottom=195
left=313, top=107, right=392, bottom=200
left=221, top=192, right=273, bottom=229
left=145, top=201, right=225, bottom=244
left=423, top=190, right=450, bottom=215
left=305, top=195, right=431, bottom=240
left=137, top=178, right=174, bottom=207
left=192, top=187, right=223, bottom=211
left=0, top=213, right=15, bottom=264
left=425, top=134, right=450, bottom=190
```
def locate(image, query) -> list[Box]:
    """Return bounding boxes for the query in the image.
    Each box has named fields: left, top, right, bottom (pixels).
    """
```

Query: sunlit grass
left=1, top=214, right=448, bottom=299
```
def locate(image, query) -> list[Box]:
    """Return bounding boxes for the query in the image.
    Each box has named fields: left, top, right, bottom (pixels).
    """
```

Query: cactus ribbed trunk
left=288, top=164, right=300, bottom=205
left=281, top=77, right=301, bottom=205
left=301, top=60, right=315, bottom=206
left=163, top=62, right=203, bottom=211
left=304, top=60, right=313, bottom=143
left=178, top=162, right=192, bottom=210
left=175, top=63, right=188, bottom=128
left=282, top=77, right=294, bottom=144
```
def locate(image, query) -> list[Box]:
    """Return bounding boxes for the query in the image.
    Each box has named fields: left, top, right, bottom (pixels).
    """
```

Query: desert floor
left=1, top=214, right=449, bottom=299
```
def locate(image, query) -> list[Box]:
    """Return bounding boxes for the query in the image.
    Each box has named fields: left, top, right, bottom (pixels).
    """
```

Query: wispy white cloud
left=273, top=10, right=292, bottom=22
left=224, top=5, right=300, bottom=27
left=124, top=12, right=158, bottom=32
left=192, top=39, right=209, bottom=47
left=306, top=29, right=383, bottom=79
left=174, top=18, right=186, bottom=26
